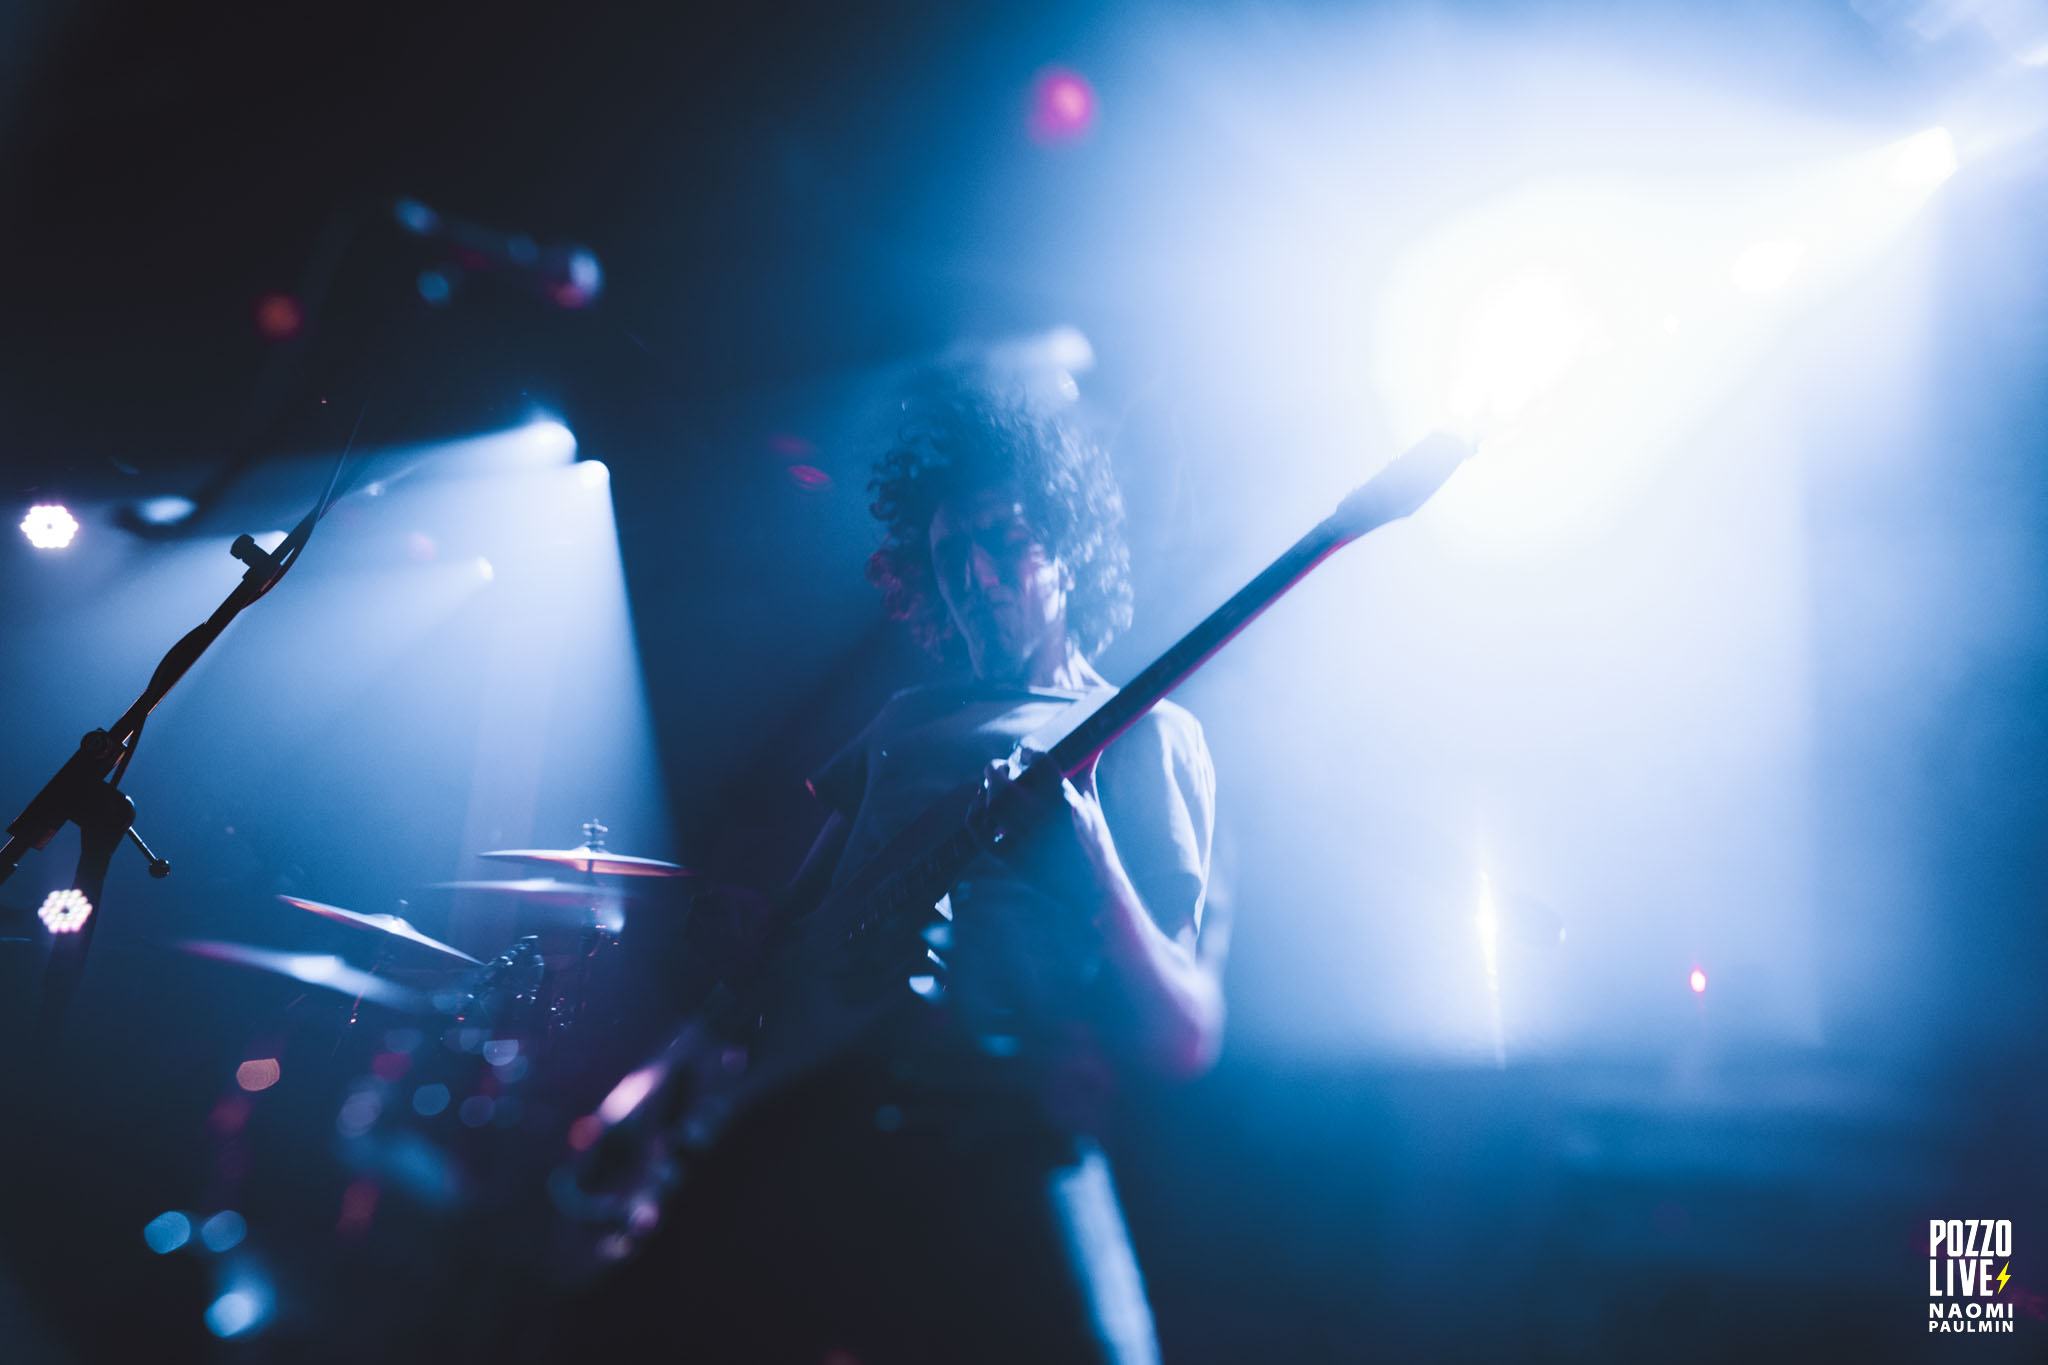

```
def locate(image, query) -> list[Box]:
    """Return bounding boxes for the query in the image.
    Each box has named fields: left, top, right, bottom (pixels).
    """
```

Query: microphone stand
left=2, top=450, right=350, bottom=1037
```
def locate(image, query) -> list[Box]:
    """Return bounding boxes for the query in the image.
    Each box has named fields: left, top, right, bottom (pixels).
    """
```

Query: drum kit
left=173, top=820, right=688, bottom=1039
left=160, top=819, right=693, bottom=1293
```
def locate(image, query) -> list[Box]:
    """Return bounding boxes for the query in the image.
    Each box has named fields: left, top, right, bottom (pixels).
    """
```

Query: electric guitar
left=561, top=430, right=1473, bottom=1266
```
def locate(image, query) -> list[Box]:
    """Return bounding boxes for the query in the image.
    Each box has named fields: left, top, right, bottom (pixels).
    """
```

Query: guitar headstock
left=1330, top=431, right=1475, bottom=538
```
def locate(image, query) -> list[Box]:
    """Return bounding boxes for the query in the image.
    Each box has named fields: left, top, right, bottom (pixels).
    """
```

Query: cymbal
left=430, top=878, right=638, bottom=909
left=173, top=939, right=437, bottom=1014
left=278, top=896, right=483, bottom=965
left=476, top=844, right=692, bottom=878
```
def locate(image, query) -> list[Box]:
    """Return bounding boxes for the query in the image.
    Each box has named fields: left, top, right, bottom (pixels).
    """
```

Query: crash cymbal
left=277, top=896, right=483, bottom=966
left=476, top=845, right=692, bottom=878
left=173, top=940, right=437, bottom=1014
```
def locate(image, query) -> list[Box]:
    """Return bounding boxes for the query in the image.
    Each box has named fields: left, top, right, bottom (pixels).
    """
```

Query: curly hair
left=866, top=385, right=1133, bottom=664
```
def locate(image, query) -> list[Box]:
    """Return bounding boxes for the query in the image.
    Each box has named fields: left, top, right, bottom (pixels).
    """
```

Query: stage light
left=1690, top=968, right=1708, bottom=994
left=136, top=495, right=197, bottom=527
left=21, top=504, right=78, bottom=550
left=235, top=1058, right=281, bottom=1092
left=1447, top=273, right=1594, bottom=430
left=1729, top=239, right=1806, bottom=294
left=1475, top=870, right=1506, bottom=1068
left=143, top=1212, right=192, bottom=1254
left=199, top=1210, right=247, bottom=1253
left=578, top=459, right=609, bottom=490
left=1887, top=127, right=1958, bottom=192
left=38, top=889, right=91, bottom=934
left=528, top=418, right=577, bottom=461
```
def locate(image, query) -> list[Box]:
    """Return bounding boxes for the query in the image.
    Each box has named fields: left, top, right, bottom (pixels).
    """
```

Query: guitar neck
left=1049, top=512, right=1356, bottom=776
left=845, top=432, right=1468, bottom=934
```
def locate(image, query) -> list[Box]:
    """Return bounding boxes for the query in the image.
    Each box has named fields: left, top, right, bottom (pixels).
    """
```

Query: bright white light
left=1475, top=869, right=1505, bottom=1069
left=38, top=889, right=92, bottom=934
left=1690, top=968, right=1708, bottom=995
left=1886, top=127, right=1958, bottom=192
left=578, top=460, right=610, bottom=490
left=475, top=556, right=495, bottom=583
left=137, top=495, right=197, bottom=526
left=527, top=419, right=578, bottom=461
left=21, top=505, right=78, bottom=549
left=1447, top=273, right=1594, bottom=430
left=1729, top=239, right=1806, bottom=294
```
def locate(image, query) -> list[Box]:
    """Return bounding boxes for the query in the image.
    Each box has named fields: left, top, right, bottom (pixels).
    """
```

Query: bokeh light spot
left=143, top=1211, right=191, bottom=1254
left=1029, top=66, right=1098, bottom=144
left=567, top=1114, right=603, bottom=1152
left=199, top=1210, right=247, bottom=1252
left=205, top=1290, right=262, bottom=1338
left=235, top=1058, right=281, bottom=1092
left=412, top=1083, right=450, bottom=1117
left=1690, top=968, right=1708, bottom=994
left=254, top=293, right=303, bottom=342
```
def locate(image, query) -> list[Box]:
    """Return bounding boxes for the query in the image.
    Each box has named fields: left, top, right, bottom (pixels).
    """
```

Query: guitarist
left=609, top=386, right=1223, bottom=1364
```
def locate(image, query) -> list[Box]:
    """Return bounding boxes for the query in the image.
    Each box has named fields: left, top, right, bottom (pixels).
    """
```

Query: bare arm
left=979, top=753, right=1224, bottom=1079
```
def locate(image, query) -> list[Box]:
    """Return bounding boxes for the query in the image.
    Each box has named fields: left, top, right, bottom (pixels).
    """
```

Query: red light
left=1028, top=67, right=1098, bottom=145
left=1689, top=968, right=1707, bottom=994
left=567, top=1114, right=604, bottom=1152
left=337, top=1178, right=380, bottom=1235
left=255, top=293, right=303, bottom=341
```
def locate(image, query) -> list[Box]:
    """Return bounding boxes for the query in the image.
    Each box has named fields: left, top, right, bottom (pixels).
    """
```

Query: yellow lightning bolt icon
left=1997, top=1262, right=2011, bottom=1294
